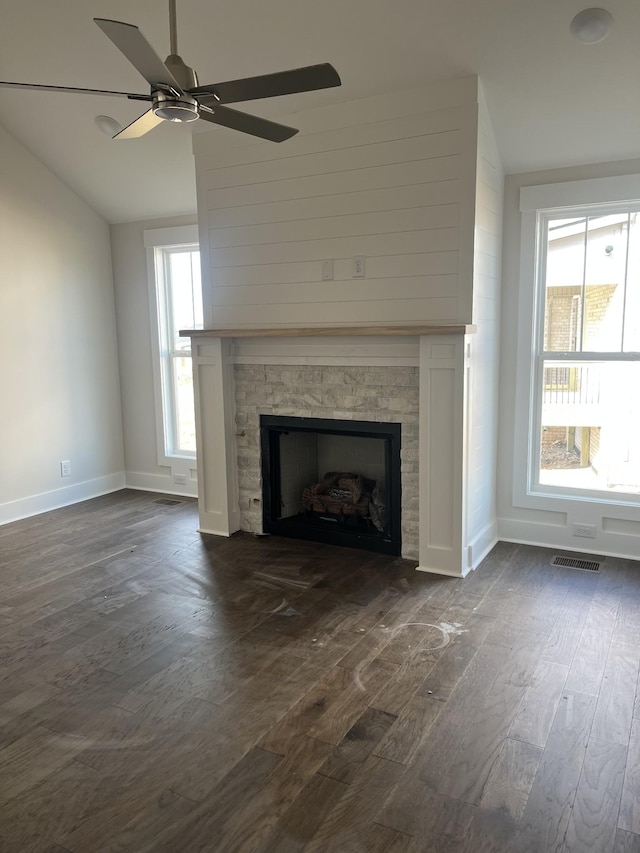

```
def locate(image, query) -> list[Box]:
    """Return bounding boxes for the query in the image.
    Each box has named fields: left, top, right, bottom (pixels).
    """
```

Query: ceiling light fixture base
left=570, top=7, right=613, bottom=44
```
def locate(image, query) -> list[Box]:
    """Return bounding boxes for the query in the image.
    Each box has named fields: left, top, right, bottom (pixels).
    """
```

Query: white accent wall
left=498, top=157, right=640, bottom=560
left=0, top=122, right=125, bottom=524
left=193, top=78, right=480, bottom=329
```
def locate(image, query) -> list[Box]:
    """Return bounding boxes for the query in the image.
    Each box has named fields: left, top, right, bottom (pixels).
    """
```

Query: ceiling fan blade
left=113, top=109, right=164, bottom=139
left=190, top=63, right=341, bottom=104
left=0, top=80, right=151, bottom=101
left=94, top=18, right=182, bottom=92
left=198, top=104, right=297, bottom=142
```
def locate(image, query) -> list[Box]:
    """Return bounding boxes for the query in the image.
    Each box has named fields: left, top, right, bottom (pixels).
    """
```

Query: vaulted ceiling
left=2, top=0, right=639, bottom=223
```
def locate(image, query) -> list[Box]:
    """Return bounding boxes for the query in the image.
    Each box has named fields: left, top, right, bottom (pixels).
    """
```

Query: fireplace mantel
left=181, top=324, right=476, bottom=338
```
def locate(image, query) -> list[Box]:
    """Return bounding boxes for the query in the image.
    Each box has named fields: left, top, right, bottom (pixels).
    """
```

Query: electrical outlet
left=321, top=259, right=334, bottom=281
left=60, top=460, right=71, bottom=478
left=573, top=522, right=596, bottom=538
left=173, top=473, right=187, bottom=485
left=352, top=256, right=365, bottom=278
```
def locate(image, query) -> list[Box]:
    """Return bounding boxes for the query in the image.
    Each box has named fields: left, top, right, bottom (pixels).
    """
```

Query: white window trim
left=513, top=175, right=640, bottom=513
left=144, top=224, right=199, bottom=468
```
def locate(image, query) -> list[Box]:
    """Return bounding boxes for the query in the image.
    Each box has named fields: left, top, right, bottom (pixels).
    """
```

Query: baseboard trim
left=468, top=520, right=498, bottom=571
left=416, top=563, right=469, bottom=579
left=125, top=471, right=198, bottom=499
left=497, top=517, right=640, bottom=563
left=0, top=473, right=126, bottom=526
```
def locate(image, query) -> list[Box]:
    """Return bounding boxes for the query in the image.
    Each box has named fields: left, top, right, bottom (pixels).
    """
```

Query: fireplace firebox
left=260, top=415, right=401, bottom=555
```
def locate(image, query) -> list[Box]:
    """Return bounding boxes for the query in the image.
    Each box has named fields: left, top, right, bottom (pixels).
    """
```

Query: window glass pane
left=538, top=359, right=640, bottom=494
left=169, top=250, right=203, bottom=352
left=173, top=355, right=196, bottom=453
left=624, top=213, right=640, bottom=352
left=582, top=213, right=627, bottom=351
left=544, top=217, right=586, bottom=352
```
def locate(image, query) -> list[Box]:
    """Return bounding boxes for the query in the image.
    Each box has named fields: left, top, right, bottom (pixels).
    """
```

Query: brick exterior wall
left=233, top=364, right=420, bottom=559
left=544, top=284, right=618, bottom=350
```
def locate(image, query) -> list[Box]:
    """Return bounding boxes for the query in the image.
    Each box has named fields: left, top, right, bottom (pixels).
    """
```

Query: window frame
left=144, top=225, right=200, bottom=467
left=514, top=176, right=640, bottom=511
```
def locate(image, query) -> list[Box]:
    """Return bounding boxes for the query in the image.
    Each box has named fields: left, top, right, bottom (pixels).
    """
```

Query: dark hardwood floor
left=1, top=489, right=639, bottom=852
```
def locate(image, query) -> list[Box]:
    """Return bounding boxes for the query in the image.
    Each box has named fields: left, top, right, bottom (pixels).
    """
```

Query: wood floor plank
left=374, top=692, right=443, bottom=765
left=509, top=659, right=569, bottom=748
left=257, top=664, right=355, bottom=754
left=304, top=755, right=407, bottom=852
left=477, top=737, right=543, bottom=821
left=317, top=706, right=398, bottom=784
left=258, top=773, right=349, bottom=852
left=543, top=596, right=592, bottom=665
left=614, top=828, right=640, bottom=852
left=564, top=597, right=618, bottom=696
left=307, top=659, right=397, bottom=745
left=619, top=716, right=640, bottom=834
left=338, top=823, right=413, bottom=853
left=563, top=737, right=627, bottom=853
left=437, top=680, right=527, bottom=804
left=414, top=613, right=495, bottom=702
left=211, top=735, right=333, bottom=852
left=0, top=725, right=91, bottom=806
left=0, top=759, right=118, bottom=852
left=379, top=771, right=475, bottom=844
left=90, top=747, right=282, bottom=853
left=513, top=690, right=597, bottom=852
left=414, top=641, right=510, bottom=791
left=458, top=805, right=519, bottom=853
left=596, top=640, right=640, bottom=736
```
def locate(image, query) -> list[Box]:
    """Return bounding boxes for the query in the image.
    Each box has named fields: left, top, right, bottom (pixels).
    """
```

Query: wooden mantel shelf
left=181, top=324, right=476, bottom=338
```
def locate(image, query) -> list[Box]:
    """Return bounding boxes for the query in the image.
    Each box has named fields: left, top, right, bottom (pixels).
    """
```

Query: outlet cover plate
left=573, top=522, right=596, bottom=538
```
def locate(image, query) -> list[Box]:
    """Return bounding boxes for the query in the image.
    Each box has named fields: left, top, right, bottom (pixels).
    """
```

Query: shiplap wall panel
left=210, top=233, right=458, bottom=269
left=197, top=109, right=468, bottom=176
left=209, top=207, right=459, bottom=250
left=206, top=135, right=462, bottom=190
left=212, top=297, right=458, bottom=327
left=205, top=159, right=462, bottom=213
left=194, top=82, right=479, bottom=328
left=211, top=256, right=457, bottom=288
left=213, top=276, right=458, bottom=306
left=208, top=191, right=458, bottom=230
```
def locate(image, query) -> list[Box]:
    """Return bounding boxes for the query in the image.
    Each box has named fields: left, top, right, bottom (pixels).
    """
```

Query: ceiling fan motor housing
left=152, top=89, right=199, bottom=122
left=164, top=54, right=198, bottom=90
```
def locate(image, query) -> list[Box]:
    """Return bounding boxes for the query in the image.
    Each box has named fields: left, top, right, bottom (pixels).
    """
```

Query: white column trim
left=192, top=336, right=240, bottom=535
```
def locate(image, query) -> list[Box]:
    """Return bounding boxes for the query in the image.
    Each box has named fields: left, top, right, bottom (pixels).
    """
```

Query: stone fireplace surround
left=185, top=325, right=477, bottom=578
left=239, top=366, right=417, bottom=556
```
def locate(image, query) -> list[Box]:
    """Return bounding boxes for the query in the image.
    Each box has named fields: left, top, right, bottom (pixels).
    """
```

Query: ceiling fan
left=0, top=0, right=341, bottom=142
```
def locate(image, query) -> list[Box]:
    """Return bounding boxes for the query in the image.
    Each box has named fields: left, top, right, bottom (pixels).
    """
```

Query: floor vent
left=153, top=498, right=183, bottom=507
left=551, top=555, right=602, bottom=572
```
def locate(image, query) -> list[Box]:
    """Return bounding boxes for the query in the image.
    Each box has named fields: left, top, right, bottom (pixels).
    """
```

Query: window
left=144, top=226, right=202, bottom=465
left=518, top=181, right=640, bottom=505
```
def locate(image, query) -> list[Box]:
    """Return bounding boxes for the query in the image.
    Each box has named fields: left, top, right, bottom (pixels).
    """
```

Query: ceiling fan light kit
left=0, top=0, right=341, bottom=142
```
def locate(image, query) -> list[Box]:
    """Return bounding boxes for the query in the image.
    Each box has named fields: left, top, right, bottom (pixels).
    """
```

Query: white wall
left=465, top=88, right=504, bottom=566
left=193, top=78, right=480, bottom=329
left=110, top=214, right=198, bottom=497
left=498, top=157, right=640, bottom=559
left=0, top=122, right=125, bottom=523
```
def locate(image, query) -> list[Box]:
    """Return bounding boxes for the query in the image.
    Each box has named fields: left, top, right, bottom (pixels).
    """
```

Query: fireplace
left=183, top=328, right=486, bottom=578
left=260, top=415, right=402, bottom=555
